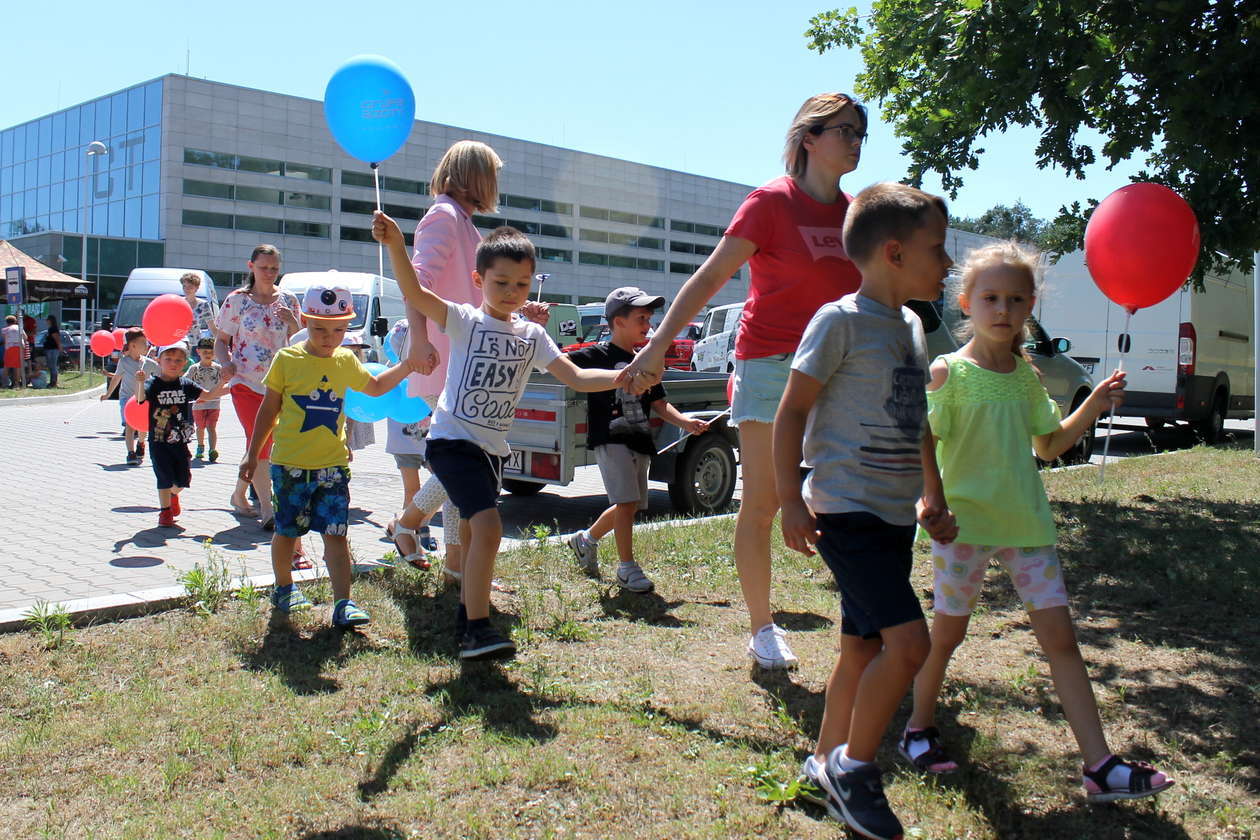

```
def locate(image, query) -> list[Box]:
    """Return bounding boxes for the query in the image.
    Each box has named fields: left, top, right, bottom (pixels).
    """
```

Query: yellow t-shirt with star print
left=264, top=345, right=373, bottom=469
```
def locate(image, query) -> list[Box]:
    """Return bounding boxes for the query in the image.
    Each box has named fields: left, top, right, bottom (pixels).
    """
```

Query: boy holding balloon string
left=239, top=285, right=418, bottom=629
left=101, top=328, right=159, bottom=465
left=373, top=212, right=622, bottom=661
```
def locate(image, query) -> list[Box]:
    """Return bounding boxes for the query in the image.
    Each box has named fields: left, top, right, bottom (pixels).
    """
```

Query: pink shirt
left=725, top=176, right=862, bottom=359
left=406, top=195, right=483, bottom=397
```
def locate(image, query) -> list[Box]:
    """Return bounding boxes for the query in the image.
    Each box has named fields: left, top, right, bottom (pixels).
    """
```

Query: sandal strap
left=1084, top=755, right=1164, bottom=794
left=903, top=726, right=955, bottom=771
left=1082, top=754, right=1123, bottom=787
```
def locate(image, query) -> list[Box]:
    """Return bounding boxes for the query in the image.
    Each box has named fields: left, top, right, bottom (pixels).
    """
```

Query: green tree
left=952, top=201, right=1047, bottom=245
left=806, top=1, right=1260, bottom=281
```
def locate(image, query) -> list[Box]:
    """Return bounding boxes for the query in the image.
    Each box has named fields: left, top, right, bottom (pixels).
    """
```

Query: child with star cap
left=240, top=285, right=419, bottom=628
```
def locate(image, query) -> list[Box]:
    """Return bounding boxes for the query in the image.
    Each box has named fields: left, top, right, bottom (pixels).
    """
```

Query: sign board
left=5, top=266, right=24, bottom=307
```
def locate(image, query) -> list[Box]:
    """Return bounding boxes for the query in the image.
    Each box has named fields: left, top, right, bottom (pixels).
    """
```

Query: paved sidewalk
left=0, top=395, right=740, bottom=628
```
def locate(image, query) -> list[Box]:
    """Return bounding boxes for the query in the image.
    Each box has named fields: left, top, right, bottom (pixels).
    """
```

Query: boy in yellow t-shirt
left=240, top=285, right=416, bottom=627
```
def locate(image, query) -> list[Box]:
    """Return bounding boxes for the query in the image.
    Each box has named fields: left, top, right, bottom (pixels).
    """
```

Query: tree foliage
left=952, top=201, right=1046, bottom=244
left=806, top=1, right=1260, bottom=281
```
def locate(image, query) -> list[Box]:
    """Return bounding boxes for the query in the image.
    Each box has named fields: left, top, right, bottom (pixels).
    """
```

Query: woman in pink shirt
left=392, top=141, right=547, bottom=583
left=620, top=93, right=867, bottom=670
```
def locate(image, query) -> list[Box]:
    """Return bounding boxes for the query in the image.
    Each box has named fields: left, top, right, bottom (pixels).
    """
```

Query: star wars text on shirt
left=453, top=327, right=538, bottom=431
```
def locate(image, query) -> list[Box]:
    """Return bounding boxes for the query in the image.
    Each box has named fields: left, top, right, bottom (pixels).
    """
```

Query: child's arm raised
left=358, top=358, right=418, bottom=397
left=651, top=398, right=709, bottom=436
left=371, top=211, right=448, bottom=331
left=773, top=370, right=823, bottom=556
left=1033, top=369, right=1126, bottom=462
left=238, top=387, right=283, bottom=484
left=545, top=355, right=621, bottom=393
left=132, top=369, right=149, bottom=403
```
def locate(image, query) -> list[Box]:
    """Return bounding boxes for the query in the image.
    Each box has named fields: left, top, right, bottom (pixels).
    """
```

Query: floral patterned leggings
left=931, top=542, right=1069, bottom=615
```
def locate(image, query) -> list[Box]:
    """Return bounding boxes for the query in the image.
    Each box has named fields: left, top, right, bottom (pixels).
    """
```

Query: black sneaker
left=455, top=603, right=468, bottom=640
left=459, top=622, right=516, bottom=660
left=821, top=756, right=904, bottom=840
left=135, top=441, right=145, bottom=461
left=126, top=452, right=139, bottom=465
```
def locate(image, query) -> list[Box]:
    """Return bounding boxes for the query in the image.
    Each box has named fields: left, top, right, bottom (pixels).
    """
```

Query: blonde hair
left=956, top=240, right=1042, bottom=359
left=783, top=92, right=868, bottom=179
left=430, top=141, right=502, bottom=213
left=179, top=271, right=201, bottom=289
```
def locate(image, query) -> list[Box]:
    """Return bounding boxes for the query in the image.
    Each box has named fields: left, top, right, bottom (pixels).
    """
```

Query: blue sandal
left=270, top=584, right=312, bottom=613
left=332, top=599, right=371, bottom=629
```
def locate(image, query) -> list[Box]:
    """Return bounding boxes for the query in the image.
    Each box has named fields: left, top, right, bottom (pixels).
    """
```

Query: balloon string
left=1098, top=309, right=1132, bottom=483
left=372, top=163, right=384, bottom=281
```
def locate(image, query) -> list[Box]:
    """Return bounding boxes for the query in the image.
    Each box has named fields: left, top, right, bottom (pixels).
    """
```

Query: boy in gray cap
left=567, top=287, right=709, bottom=592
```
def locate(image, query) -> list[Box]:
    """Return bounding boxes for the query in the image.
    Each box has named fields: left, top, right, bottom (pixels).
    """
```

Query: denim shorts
left=392, top=452, right=427, bottom=470
left=270, top=465, right=351, bottom=537
left=731, top=352, right=794, bottom=426
left=426, top=438, right=505, bottom=519
left=816, top=511, right=923, bottom=639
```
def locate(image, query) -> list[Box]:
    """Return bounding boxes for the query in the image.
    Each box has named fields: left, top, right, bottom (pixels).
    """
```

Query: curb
left=1, top=382, right=106, bottom=406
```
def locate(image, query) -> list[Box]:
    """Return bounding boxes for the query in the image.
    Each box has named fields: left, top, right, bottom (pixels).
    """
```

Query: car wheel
left=668, top=432, right=737, bottom=515
left=1194, top=388, right=1228, bottom=444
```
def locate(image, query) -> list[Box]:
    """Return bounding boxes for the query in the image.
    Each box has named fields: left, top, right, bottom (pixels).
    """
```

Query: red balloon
left=90, top=330, right=115, bottom=357
left=1084, top=183, right=1200, bottom=314
left=123, top=396, right=149, bottom=432
left=112, top=327, right=126, bottom=351
left=142, top=294, right=194, bottom=346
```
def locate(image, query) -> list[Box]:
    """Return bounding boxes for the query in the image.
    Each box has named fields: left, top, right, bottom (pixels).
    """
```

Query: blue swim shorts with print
left=270, top=465, right=351, bottom=537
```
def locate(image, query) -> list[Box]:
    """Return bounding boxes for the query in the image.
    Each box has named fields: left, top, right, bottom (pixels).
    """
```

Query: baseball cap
left=195, top=336, right=215, bottom=350
left=157, top=341, right=189, bottom=356
left=300, top=286, right=355, bottom=321
left=604, top=286, right=665, bottom=320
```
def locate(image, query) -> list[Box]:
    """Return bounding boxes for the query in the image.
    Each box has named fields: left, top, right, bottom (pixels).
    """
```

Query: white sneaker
left=796, top=754, right=831, bottom=808
left=615, top=561, right=655, bottom=593
left=747, top=623, right=799, bottom=670
left=567, top=530, right=599, bottom=575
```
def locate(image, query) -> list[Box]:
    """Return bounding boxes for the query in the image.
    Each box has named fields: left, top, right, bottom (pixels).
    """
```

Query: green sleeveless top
left=927, top=353, right=1062, bottom=547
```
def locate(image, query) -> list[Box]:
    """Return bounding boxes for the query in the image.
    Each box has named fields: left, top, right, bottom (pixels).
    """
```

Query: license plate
left=505, top=450, right=524, bottom=474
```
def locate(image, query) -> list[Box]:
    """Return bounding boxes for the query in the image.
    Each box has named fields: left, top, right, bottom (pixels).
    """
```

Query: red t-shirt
left=726, top=176, right=862, bottom=359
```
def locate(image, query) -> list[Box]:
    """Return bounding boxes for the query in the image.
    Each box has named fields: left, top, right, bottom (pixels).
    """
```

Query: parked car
left=692, top=302, right=743, bottom=372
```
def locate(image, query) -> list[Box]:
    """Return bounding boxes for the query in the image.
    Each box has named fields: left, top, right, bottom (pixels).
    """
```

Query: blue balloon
left=383, top=335, right=399, bottom=364
left=345, top=363, right=392, bottom=422
left=323, top=55, right=416, bottom=164
left=389, top=387, right=431, bottom=424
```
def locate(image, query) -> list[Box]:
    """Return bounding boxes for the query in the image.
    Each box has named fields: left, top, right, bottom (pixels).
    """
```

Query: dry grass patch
left=1, top=446, right=1257, bottom=839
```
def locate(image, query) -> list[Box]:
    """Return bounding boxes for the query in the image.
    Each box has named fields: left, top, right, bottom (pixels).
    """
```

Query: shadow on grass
left=596, top=587, right=695, bottom=627
left=235, top=617, right=378, bottom=695
left=294, top=826, right=405, bottom=839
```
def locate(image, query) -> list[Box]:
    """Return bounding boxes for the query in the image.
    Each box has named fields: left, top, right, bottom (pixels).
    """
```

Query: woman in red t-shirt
left=622, top=92, right=866, bottom=670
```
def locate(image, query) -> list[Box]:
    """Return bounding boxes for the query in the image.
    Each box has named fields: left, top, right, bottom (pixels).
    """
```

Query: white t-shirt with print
left=429, top=302, right=561, bottom=457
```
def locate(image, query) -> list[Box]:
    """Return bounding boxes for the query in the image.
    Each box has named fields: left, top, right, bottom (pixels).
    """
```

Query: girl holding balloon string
left=901, top=241, right=1172, bottom=803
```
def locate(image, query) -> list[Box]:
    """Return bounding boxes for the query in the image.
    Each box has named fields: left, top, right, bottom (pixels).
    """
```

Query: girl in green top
left=901, top=242, right=1172, bottom=804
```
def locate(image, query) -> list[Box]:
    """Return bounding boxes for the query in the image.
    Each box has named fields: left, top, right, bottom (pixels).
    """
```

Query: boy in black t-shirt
left=566, top=287, right=709, bottom=592
left=135, top=342, right=207, bottom=527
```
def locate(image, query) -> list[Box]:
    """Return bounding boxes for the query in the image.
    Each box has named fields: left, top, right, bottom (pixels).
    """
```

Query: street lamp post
left=80, top=140, right=108, bottom=369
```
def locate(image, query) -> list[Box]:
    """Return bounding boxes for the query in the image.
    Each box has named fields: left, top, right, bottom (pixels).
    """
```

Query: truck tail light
left=1178, top=322, right=1196, bottom=376
left=515, top=408, right=556, bottom=422
left=530, top=453, right=560, bottom=480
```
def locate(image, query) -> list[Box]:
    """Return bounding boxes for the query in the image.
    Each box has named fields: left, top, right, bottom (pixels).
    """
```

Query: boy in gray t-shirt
left=101, top=328, right=159, bottom=465
left=773, top=183, right=958, bottom=840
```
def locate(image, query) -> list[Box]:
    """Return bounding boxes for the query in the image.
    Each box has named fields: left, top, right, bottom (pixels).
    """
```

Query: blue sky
left=2, top=0, right=1141, bottom=222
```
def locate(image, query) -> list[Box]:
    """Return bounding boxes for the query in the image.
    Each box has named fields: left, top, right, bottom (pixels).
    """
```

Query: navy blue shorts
left=816, top=511, right=923, bottom=639
left=270, top=465, right=351, bottom=537
left=150, top=442, right=191, bottom=490
left=426, top=438, right=505, bottom=519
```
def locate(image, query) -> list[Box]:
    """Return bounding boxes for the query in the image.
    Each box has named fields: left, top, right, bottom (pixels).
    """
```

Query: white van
left=116, top=267, right=219, bottom=331
left=693, top=302, right=743, bottom=372
left=279, top=271, right=407, bottom=363
left=1037, top=250, right=1255, bottom=442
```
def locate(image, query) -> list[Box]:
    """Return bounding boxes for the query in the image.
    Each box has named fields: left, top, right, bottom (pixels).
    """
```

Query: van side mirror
left=1051, top=337, right=1071, bottom=354
left=370, top=317, right=388, bottom=338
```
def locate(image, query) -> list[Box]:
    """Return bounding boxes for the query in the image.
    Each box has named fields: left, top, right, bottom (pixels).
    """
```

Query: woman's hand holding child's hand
left=917, top=494, right=959, bottom=545
left=1088, top=369, right=1126, bottom=417
left=781, top=498, right=821, bottom=556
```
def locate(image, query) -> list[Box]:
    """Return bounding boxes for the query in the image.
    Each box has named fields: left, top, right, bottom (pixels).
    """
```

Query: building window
left=285, top=162, right=332, bottom=183
left=538, top=223, right=570, bottom=239
left=183, top=179, right=232, bottom=200
left=341, top=197, right=425, bottom=220
left=182, top=209, right=234, bottom=229
left=284, top=220, right=330, bottom=239
left=581, top=228, right=662, bottom=249
left=236, top=154, right=284, bottom=177
left=539, top=199, right=572, bottom=215
left=342, top=170, right=426, bottom=193
left=671, top=219, right=724, bottom=237
left=236, top=185, right=284, bottom=205
left=670, top=261, right=700, bottom=274
left=636, top=258, right=664, bottom=271
left=284, top=192, right=331, bottom=210
left=184, top=149, right=235, bottom=170
left=581, top=205, right=665, bottom=228
left=236, top=214, right=282, bottom=234
left=341, top=226, right=413, bottom=246
left=670, top=240, right=714, bottom=256
left=537, top=247, right=571, bottom=263
left=580, top=252, right=663, bottom=272
left=578, top=252, right=606, bottom=266
left=184, top=148, right=332, bottom=183
left=579, top=205, right=609, bottom=221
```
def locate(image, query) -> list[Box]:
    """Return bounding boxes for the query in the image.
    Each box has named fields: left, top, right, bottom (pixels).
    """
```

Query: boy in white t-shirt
left=374, top=212, right=623, bottom=661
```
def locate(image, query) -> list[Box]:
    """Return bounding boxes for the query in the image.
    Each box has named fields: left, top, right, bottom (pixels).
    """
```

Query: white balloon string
left=372, top=163, right=384, bottom=280
left=1098, top=308, right=1132, bottom=483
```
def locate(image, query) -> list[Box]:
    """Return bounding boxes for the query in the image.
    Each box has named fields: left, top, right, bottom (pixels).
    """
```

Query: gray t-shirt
left=116, top=354, right=160, bottom=403
left=792, top=293, right=928, bottom=525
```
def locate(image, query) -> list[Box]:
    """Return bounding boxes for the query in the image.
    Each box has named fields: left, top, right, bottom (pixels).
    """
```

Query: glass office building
left=1, top=75, right=752, bottom=310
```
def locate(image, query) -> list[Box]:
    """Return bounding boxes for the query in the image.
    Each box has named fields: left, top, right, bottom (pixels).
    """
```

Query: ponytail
left=244, top=243, right=281, bottom=291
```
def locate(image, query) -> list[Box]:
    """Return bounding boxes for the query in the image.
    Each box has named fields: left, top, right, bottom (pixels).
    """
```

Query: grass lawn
left=2, top=447, right=1257, bottom=839
left=0, top=368, right=105, bottom=399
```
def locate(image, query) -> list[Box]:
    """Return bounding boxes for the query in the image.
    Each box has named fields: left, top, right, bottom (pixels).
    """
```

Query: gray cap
left=604, top=286, right=665, bottom=320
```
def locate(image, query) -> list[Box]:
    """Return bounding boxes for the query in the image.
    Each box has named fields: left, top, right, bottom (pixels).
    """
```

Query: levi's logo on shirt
left=798, top=226, right=849, bottom=262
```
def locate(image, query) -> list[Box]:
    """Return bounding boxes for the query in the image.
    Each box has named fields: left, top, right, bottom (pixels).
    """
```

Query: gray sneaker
left=615, top=561, right=654, bottom=593
left=567, top=530, right=599, bottom=576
